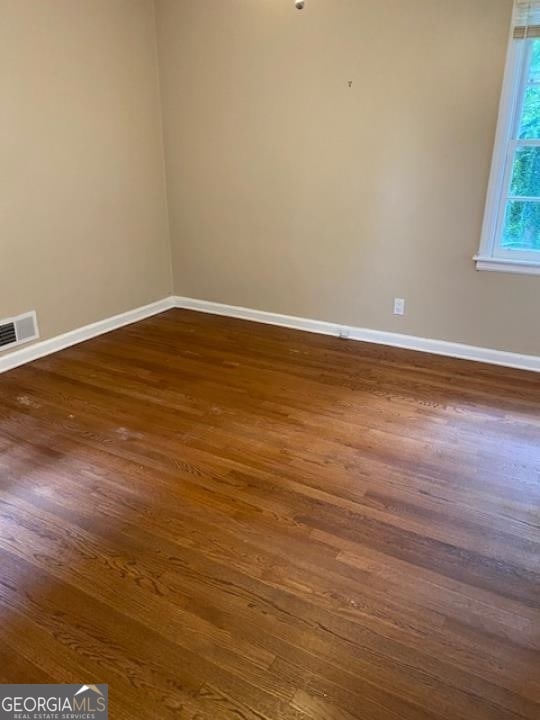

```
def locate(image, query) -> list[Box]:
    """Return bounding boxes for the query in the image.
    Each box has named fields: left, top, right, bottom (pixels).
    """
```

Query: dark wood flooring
left=0, top=309, right=539, bottom=719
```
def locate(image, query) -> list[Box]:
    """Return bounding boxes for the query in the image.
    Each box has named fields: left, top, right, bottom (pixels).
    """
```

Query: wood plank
left=0, top=309, right=538, bottom=719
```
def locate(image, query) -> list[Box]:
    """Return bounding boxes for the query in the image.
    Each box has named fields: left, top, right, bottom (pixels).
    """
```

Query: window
left=476, top=0, right=540, bottom=274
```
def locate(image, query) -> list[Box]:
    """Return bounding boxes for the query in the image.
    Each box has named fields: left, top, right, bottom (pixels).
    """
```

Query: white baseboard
left=1, top=294, right=538, bottom=374
left=172, top=296, right=540, bottom=373
left=0, top=297, right=174, bottom=374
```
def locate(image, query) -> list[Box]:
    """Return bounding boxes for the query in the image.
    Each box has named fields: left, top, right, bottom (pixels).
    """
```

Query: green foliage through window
left=502, top=39, right=540, bottom=252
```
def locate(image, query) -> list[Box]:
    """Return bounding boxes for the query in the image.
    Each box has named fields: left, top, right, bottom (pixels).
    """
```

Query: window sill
left=474, top=256, right=540, bottom=276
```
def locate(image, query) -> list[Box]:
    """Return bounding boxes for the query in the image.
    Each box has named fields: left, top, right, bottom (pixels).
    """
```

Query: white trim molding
left=0, top=297, right=174, bottom=374
left=172, top=296, right=540, bottom=373
left=1, top=295, right=538, bottom=375
left=474, top=255, right=540, bottom=275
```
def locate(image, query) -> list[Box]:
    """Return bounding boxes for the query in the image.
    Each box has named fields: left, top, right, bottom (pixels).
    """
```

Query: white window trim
left=475, top=26, right=540, bottom=275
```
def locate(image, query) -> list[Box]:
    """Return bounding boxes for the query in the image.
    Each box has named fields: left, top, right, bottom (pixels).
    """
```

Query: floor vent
left=0, top=311, right=39, bottom=351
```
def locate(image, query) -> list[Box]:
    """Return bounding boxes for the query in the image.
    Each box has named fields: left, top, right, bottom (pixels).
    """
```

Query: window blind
left=514, top=0, right=540, bottom=39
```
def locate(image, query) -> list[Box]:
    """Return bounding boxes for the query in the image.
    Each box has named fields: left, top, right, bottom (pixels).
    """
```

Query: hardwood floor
left=0, top=308, right=538, bottom=720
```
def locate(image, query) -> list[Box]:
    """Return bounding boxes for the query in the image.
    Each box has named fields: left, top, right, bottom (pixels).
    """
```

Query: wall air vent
left=0, top=311, right=39, bottom=350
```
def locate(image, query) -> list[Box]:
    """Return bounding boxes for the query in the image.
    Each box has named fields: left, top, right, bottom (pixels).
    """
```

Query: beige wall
left=2, top=0, right=537, bottom=361
left=156, top=0, right=540, bottom=357
left=0, top=0, right=171, bottom=353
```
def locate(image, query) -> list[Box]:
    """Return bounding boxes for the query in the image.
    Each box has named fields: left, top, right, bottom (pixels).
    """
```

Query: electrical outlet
left=393, top=298, right=405, bottom=316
